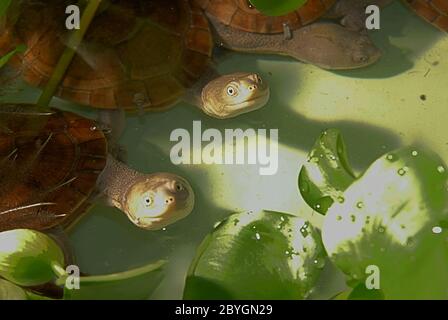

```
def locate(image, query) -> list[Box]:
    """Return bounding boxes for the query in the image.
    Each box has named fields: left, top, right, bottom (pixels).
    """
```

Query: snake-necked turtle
left=195, top=0, right=384, bottom=69
left=0, top=0, right=270, bottom=120
left=403, top=0, right=448, bottom=32
left=0, top=104, right=195, bottom=233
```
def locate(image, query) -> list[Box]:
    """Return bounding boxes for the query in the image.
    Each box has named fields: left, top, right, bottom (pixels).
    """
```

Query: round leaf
left=299, top=129, right=356, bottom=215
left=184, top=210, right=326, bottom=299
left=249, top=0, right=308, bottom=16
left=0, top=229, right=65, bottom=286
left=322, top=147, right=448, bottom=299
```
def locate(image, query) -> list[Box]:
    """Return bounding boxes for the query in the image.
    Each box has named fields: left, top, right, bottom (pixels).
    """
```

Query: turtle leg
left=210, top=16, right=381, bottom=70
left=97, top=109, right=127, bottom=162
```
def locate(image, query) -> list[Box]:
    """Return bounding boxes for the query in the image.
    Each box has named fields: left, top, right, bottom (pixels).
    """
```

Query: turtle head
left=201, top=72, right=270, bottom=119
left=123, top=173, right=194, bottom=230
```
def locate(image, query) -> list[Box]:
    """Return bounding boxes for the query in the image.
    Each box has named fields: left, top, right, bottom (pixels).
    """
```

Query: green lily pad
left=184, top=210, right=326, bottom=300
left=299, top=129, right=356, bottom=215
left=0, top=229, right=65, bottom=287
left=0, top=44, right=26, bottom=69
left=249, top=0, right=308, bottom=16
left=0, top=279, right=28, bottom=300
left=331, top=283, right=385, bottom=300
left=348, top=283, right=385, bottom=300
left=63, top=260, right=166, bottom=300
left=322, top=147, right=448, bottom=299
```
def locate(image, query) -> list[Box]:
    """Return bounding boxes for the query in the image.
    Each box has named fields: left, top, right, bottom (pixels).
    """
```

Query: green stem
left=51, top=261, right=67, bottom=279
left=36, top=0, right=102, bottom=108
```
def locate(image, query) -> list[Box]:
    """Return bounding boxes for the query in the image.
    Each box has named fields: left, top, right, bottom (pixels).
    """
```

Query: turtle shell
left=0, top=0, right=213, bottom=111
left=403, top=0, right=448, bottom=32
left=196, top=0, right=337, bottom=34
left=0, top=105, right=108, bottom=232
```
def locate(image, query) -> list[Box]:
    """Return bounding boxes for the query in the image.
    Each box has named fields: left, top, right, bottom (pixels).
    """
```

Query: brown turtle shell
left=0, top=0, right=213, bottom=111
left=196, top=0, right=337, bottom=34
left=404, top=0, right=448, bottom=32
left=0, top=105, right=107, bottom=232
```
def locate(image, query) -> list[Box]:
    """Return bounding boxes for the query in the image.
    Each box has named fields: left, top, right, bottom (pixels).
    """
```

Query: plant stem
left=36, top=0, right=102, bottom=108
left=51, top=261, right=67, bottom=279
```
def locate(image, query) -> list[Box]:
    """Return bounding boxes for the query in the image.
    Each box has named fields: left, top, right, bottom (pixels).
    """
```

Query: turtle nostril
left=165, top=197, right=175, bottom=204
left=249, top=85, right=257, bottom=91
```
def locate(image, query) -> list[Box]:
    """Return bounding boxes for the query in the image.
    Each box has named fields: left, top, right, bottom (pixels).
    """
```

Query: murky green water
left=1, top=2, right=447, bottom=299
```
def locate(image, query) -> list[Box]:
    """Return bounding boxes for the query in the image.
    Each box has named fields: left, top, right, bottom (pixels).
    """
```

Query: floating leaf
left=249, top=0, right=308, bottom=16
left=347, top=283, right=385, bottom=300
left=63, top=260, right=166, bottom=300
left=0, top=44, right=26, bottom=69
left=0, top=279, right=28, bottom=300
left=26, top=291, right=56, bottom=300
left=0, top=229, right=65, bottom=286
left=184, top=210, right=326, bottom=300
left=299, top=129, right=356, bottom=215
left=322, top=147, right=448, bottom=299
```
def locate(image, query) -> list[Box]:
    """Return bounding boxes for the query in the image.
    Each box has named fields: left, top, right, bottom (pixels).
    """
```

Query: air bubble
left=356, top=202, right=364, bottom=209
left=255, top=232, right=261, bottom=240
left=313, top=258, right=325, bottom=269
left=432, top=226, right=442, bottom=234
left=411, top=150, right=418, bottom=157
left=437, top=166, right=446, bottom=174
left=300, top=181, right=310, bottom=194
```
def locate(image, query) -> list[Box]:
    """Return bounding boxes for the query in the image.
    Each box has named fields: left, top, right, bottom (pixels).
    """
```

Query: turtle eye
left=256, top=75, right=263, bottom=84
left=226, top=85, right=237, bottom=96
left=143, top=196, right=153, bottom=207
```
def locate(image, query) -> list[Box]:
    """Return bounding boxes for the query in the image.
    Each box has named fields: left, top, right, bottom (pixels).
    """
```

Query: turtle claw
left=283, top=23, right=293, bottom=40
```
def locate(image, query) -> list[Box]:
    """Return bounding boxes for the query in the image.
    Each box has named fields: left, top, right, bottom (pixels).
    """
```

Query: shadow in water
left=335, top=1, right=444, bottom=79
